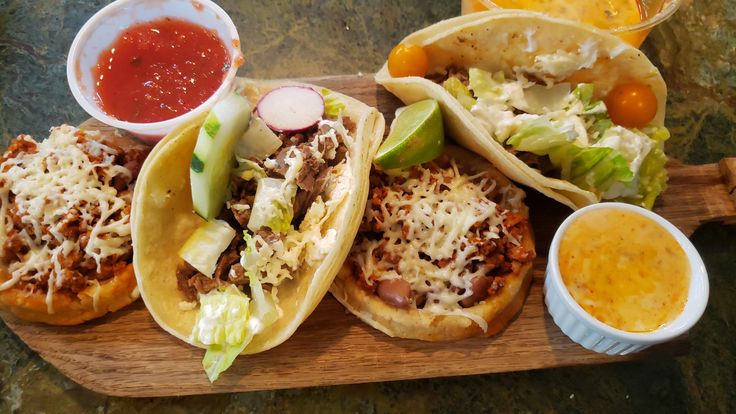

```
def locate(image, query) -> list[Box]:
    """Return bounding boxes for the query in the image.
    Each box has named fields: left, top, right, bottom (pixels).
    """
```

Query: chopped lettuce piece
left=240, top=232, right=260, bottom=270
left=178, top=219, right=236, bottom=277
left=571, top=149, right=633, bottom=193
left=246, top=271, right=279, bottom=329
left=622, top=126, right=670, bottom=209
left=247, top=177, right=296, bottom=233
left=591, top=119, right=614, bottom=140
left=548, top=144, right=582, bottom=180
left=643, top=125, right=671, bottom=143
left=194, top=270, right=280, bottom=382
left=570, top=147, right=613, bottom=179
left=572, top=83, right=594, bottom=106
left=322, top=88, right=346, bottom=118
left=194, top=285, right=253, bottom=382
left=442, top=77, right=476, bottom=110
left=506, top=119, right=634, bottom=195
left=234, top=157, right=267, bottom=181
left=468, top=68, right=506, bottom=100
left=505, top=118, right=570, bottom=154
left=570, top=83, right=607, bottom=115
left=593, top=126, right=654, bottom=177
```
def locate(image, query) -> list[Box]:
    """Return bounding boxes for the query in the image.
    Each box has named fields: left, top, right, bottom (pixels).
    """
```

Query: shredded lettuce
left=322, top=88, right=346, bottom=118
left=448, top=66, right=669, bottom=207
left=468, top=68, right=507, bottom=100
left=572, top=149, right=633, bottom=192
left=505, top=118, right=570, bottom=153
left=245, top=270, right=279, bottom=329
left=623, top=127, right=670, bottom=209
left=507, top=119, right=634, bottom=195
left=240, top=232, right=259, bottom=269
left=233, top=157, right=267, bottom=181
left=590, top=119, right=614, bottom=140
left=194, top=285, right=253, bottom=382
left=194, top=268, right=279, bottom=382
left=572, top=83, right=593, bottom=105
left=442, top=77, right=476, bottom=110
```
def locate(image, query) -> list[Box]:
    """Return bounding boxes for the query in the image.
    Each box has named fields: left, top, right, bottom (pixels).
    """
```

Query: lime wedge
left=375, top=99, right=444, bottom=169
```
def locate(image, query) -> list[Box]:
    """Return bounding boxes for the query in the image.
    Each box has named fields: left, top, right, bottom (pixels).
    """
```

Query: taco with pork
left=132, top=78, right=384, bottom=381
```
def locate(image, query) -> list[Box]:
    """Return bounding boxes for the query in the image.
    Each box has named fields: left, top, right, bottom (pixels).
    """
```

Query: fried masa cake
left=331, top=145, right=536, bottom=341
left=0, top=125, right=149, bottom=325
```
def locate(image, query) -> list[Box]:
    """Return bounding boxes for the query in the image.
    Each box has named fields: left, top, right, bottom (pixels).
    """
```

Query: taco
left=0, top=125, right=149, bottom=325
left=330, top=145, right=535, bottom=341
left=375, top=11, right=670, bottom=210
left=132, top=78, right=384, bottom=381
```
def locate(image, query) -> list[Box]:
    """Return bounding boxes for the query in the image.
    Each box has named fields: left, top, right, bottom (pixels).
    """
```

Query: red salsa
left=93, top=17, right=230, bottom=123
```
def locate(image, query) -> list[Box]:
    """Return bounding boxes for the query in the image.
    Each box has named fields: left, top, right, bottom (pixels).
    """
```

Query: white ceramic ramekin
left=66, top=0, right=243, bottom=142
left=544, top=202, right=709, bottom=355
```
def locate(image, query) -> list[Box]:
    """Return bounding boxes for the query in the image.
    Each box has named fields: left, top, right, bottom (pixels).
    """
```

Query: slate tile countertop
left=1, top=1, right=735, bottom=412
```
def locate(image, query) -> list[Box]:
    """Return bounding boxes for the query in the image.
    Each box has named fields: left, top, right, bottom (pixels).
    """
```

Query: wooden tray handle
left=719, top=157, right=736, bottom=207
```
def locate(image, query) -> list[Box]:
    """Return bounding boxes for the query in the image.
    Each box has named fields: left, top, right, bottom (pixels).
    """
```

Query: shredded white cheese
left=0, top=125, right=133, bottom=313
left=352, top=161, right=523, bottom=332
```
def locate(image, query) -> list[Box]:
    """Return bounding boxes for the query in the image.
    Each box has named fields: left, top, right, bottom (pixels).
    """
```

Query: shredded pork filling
left=0, top=126, right=148, bottom=312
left=349, top=153, right=533, bottom=322
left=176, top=115, right=355, bottom=302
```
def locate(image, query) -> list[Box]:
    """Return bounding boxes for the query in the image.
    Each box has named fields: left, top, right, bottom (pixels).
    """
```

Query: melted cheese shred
left=353, top=161, right=520, bottom=332
left=0, top=125, right=133, bottom=313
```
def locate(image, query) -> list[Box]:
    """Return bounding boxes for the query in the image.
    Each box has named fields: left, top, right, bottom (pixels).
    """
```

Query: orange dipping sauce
left=93, top=17, right=229, bottom=123
left=559, top=208, right=690, bottom=333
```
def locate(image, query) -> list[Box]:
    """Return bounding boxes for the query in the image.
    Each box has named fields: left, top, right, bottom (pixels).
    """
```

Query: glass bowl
left=461, top=0, right=683, bottom=47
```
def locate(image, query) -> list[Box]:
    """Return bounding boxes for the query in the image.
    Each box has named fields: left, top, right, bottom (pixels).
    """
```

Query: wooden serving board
left=3, top=75, right=736, bottom=398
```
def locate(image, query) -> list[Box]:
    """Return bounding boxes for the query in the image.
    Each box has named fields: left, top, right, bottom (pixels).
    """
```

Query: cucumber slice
left=190, top=93, right=252, bottom=220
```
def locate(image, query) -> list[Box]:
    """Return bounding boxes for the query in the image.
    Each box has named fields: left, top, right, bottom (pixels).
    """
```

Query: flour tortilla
left=375, top=10, right=667, bottom=210
left=132, top=78, right=384, bottom=353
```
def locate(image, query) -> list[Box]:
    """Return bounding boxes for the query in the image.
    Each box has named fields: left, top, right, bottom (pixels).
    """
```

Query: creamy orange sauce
left=559, top=208, right=689, bottom=332
left=463, top=0, right=665, bottom=46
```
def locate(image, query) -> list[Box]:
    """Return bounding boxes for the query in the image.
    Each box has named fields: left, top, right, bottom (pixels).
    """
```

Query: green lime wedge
left=375, top=99, right=444, bottom=170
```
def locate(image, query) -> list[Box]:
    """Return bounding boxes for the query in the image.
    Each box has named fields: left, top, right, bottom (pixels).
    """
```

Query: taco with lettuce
left=132, top=78, right=384, bottom=381
left=375, top=11, right=670, bottom=210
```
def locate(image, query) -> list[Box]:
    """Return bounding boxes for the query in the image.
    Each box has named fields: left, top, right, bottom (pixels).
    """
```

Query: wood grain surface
left=2, top=75, right=735, bottom=397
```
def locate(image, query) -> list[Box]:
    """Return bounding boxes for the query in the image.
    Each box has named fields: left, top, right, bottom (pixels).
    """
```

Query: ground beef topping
left=349, top=153, right=534, bottom=332
left=0, top=125, right=149, bottom=312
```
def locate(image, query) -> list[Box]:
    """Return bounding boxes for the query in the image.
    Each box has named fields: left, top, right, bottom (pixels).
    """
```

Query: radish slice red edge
left=256, top=86, right=325, bottom=133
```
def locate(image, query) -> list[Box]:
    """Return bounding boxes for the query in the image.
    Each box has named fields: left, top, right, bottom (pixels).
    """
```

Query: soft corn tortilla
left=375, top=10, right=667, bottom=210
left=132, top=78, right=384, bottom=353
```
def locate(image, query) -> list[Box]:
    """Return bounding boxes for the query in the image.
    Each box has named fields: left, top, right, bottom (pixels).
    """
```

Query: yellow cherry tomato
left=387, top=44, right=428, bottom=78
left=605, top=83, right=658, bottom=129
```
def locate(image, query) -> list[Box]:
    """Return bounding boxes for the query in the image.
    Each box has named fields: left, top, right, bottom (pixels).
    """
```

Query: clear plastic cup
left=460, top=0, right=683, bottom=47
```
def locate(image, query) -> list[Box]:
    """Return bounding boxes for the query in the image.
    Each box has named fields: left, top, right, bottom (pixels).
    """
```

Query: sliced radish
left=256, top=86, right=325, bottom=133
